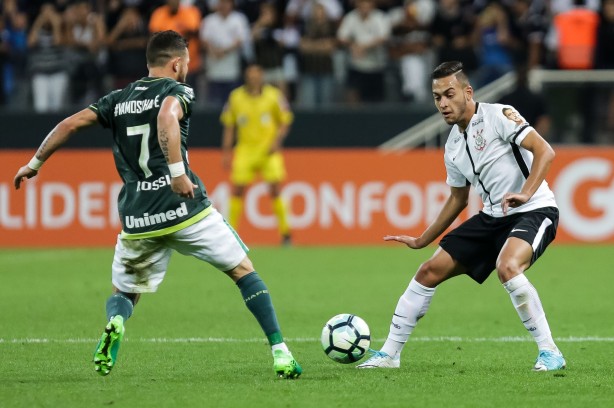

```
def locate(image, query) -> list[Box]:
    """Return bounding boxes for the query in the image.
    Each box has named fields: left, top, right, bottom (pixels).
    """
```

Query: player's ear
left=465, top=85, right=473, bottom=101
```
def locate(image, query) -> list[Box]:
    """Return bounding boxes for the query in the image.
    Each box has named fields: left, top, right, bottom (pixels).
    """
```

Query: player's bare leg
left=497, top=238, right=565, bottom=371
left=228, top=184, right=246, bottom=231
left=227, top=256, right=302, bottom=378
left=269, top=182, right=292, bottom=246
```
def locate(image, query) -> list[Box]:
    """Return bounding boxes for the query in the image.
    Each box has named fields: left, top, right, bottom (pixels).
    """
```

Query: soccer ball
left=321, top=314, right=371, bottom=364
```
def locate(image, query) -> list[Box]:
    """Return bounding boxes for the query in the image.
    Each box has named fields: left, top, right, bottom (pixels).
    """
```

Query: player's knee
left=415, top=261, right=444, bottom=287
left=496, top=258, right=522, bottom=282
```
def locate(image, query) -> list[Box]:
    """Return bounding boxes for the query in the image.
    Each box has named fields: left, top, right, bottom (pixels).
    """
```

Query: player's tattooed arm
left=14, top=108, right=98, bottom=189
left=36, top=109, right=99, bottom=161
left=159, top=128, right=170, bottom=163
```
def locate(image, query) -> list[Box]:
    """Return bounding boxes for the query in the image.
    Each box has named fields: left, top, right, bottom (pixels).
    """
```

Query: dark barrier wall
left=0, top=108, right=433, bottom=149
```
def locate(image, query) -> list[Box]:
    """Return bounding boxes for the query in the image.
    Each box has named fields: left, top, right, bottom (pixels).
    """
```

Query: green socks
left=236, top=272, right=283, bottom=345
left=106, top=293, right=134, bottom=322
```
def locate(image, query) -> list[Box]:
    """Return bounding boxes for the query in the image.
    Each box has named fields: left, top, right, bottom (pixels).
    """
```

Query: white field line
left=1, top=336, right=614, bottom=344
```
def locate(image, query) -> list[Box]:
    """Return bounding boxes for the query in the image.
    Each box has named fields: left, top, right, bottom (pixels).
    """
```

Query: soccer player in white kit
left=358, top=61, right=566, bottom=371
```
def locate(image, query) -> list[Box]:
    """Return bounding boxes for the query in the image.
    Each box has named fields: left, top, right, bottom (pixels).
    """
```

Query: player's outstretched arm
left=502, top=130, right=555, bottom=214
left=13, top=108, right=98, bottom=189
left=157, top=96, right=197, bottom=199
left=385, top=186, right=470, bottom=249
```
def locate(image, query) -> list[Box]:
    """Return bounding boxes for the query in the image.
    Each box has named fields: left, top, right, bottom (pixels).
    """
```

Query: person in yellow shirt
left=221, top=64, right=293, bottom=245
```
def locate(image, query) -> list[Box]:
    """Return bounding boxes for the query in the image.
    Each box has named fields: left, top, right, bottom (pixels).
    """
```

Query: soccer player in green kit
left=13, top=30, right=302, bottom=379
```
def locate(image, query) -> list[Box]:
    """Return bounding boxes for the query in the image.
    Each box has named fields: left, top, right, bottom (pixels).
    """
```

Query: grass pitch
left=1, top=245, right=613, bottom=407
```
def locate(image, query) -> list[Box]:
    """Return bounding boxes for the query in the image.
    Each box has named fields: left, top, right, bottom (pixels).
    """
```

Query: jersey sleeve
left=168, top=83, right=195, bottom=118
left=88, top=90, right=119, bottom=128
left=444, top=150, right=468, bottom=188
left=495, top=104, right=534, bottom=145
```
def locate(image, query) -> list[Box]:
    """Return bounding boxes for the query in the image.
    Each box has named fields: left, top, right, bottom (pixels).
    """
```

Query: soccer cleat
left=93, top=315, right=125, bottom=376
left=533, top=350, right=566, bottom=372
left=356, top=350, right=400, bottom=369
left=281, top=234, right=292, bottom=247
left=273, top=349, right=302, bottom=379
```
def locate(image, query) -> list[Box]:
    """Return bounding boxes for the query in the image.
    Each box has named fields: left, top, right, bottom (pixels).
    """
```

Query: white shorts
left=112, top=209, right=248, bottom=293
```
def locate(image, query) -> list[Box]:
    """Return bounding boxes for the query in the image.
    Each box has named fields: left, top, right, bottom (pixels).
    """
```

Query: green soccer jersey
left=88, top=77, right=211, bottom=238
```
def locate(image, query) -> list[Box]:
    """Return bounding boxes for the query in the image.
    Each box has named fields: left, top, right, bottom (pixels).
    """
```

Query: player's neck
left=457, top=100, right=477, bottom=132
left=246, top=85, right=263, bottom=96
left=148, top=68, right=177, bottom=81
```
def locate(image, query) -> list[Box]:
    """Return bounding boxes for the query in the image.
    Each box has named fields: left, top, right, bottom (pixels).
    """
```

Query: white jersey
left=444, top=102, right=557, bottom=217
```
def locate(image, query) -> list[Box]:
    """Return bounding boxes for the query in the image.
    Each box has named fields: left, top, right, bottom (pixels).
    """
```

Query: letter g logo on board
left=554, top=158, right=614, bottom=241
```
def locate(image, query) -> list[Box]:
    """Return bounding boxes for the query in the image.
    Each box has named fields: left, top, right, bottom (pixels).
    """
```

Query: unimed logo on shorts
left=1, top=149, right=614, bottom=245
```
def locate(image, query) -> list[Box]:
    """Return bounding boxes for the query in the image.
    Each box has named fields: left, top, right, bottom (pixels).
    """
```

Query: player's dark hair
left=432, top=61, right=470, bottom=87
left=146, top=30, right=188, bottom=67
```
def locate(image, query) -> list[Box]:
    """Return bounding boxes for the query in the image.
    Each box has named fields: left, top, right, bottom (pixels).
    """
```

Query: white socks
left=503, top=274, right=558, bottom=352
left=381, top=278, right=436, bottom=359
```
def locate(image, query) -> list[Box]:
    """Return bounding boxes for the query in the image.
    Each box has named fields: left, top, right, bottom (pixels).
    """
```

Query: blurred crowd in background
left=0, top=0, right=613, bottom=115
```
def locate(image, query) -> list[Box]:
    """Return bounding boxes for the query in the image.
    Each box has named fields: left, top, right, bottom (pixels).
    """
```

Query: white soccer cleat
left=356, top=350, right=400, bottom=369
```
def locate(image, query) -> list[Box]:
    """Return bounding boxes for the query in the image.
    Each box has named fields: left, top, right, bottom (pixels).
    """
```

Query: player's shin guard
left=236, top=271, right=283, bottom=345
left=504, top=274, right=558, bottom=352
left=381, top=277, right=435, bottom=358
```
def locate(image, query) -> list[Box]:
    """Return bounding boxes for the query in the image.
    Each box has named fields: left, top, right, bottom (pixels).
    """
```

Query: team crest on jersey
left=473, top=129, right=486, bottom=151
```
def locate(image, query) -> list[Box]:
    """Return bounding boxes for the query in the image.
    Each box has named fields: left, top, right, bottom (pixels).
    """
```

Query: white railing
left=379, top=71, right=516, bottom=150
left=379, top=69, right=614, bottom=151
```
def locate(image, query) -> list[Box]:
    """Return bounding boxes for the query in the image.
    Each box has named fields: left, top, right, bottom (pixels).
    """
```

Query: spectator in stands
left=2, top=0, right=28, bottom=108
left=505, top=0, right=548, bottom=69
left=286, top=0, right=344, bottom=27
left=472, top=0, right=514, bottom=87
left=595, top=0, right=614, bottom=133
left=546, top=0, right=600, bottom=143
left=251, top=2, right=286, bottom=96
left=0, top=13, right=8, bottom=106
left=298, top=1, right=337, bottom=107
left=27, top=2, right=69, bottom=113
left=388, top=0, right=436, bottom=103
left=200, top=0, right=251, bottom=107
left=337, top=0, right=391, bottom=104
left=546, top=0, right=599, bottom=70
left=64, top=0, right=106, bottom=106
left=429, top=0, right=477, bottom=76
left=149, top=0, right=202, bottom=87
left=106, top=7, right=148, bottom=89
left=499, top=63, right=551, bottom=138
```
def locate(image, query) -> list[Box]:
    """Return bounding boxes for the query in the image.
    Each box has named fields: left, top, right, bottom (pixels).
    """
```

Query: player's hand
left=171, top=174, right=198, bottom=199
left=383, top=235, right=425, bottom=249
left=13, top=165, right=38, bottom=190
left=501, top=192, right=529, bottom=215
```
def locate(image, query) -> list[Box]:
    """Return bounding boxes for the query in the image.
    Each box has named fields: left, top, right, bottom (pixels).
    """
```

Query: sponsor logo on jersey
left=136, top=175, right=172, bottom=192
left=471, top=117, right=484, bottom=126
left=183, top=86, right=194, bottom=99
left=135, top=86, right=148, bottom=91
left=114, top=95, right=160, bottom=117
left=125, top=202, right=188, bottom=229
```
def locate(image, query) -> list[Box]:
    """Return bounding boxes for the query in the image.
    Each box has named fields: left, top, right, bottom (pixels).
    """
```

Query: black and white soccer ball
left=321, top=314, right=371, bottom=364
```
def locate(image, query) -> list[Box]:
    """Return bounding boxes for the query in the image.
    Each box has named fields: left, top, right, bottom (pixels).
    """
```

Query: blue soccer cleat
left=533, top=349, right=566, bottom=372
